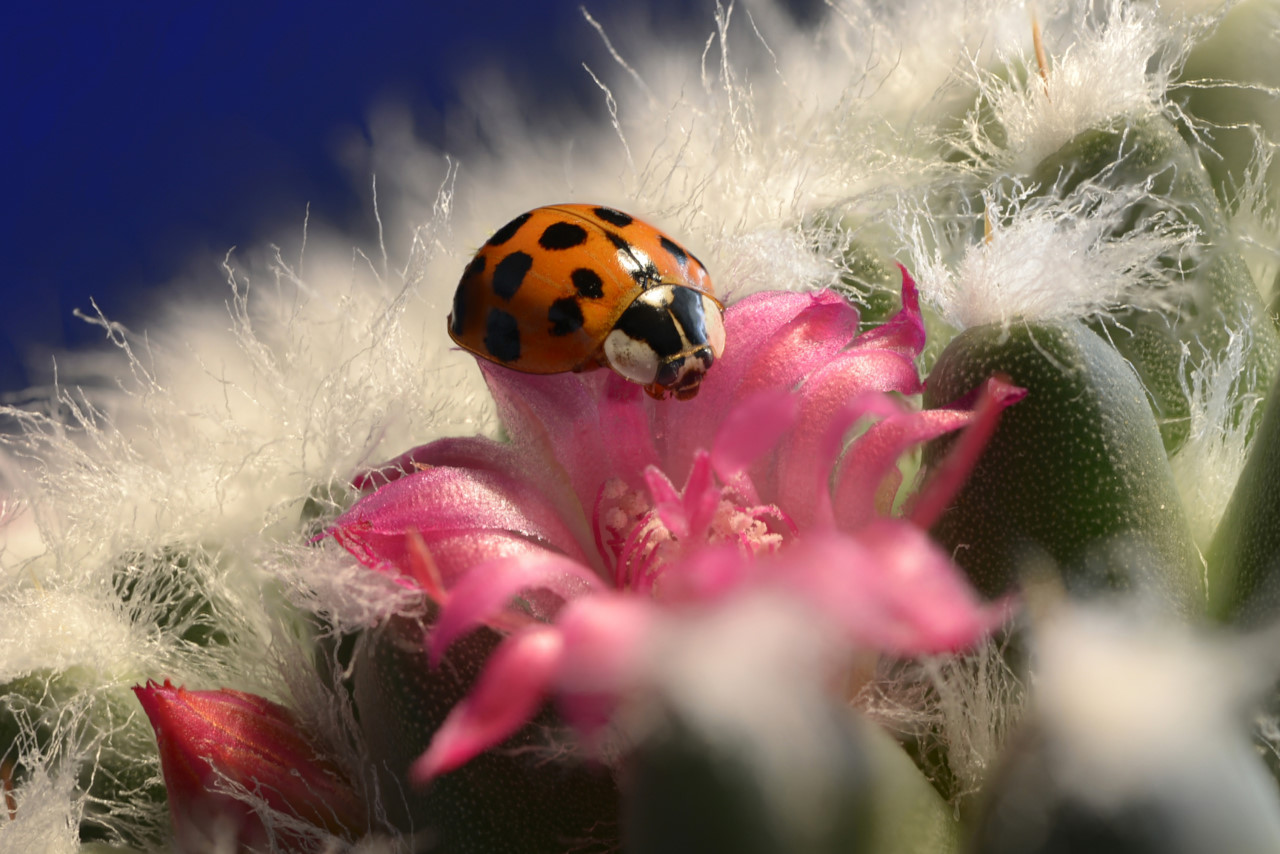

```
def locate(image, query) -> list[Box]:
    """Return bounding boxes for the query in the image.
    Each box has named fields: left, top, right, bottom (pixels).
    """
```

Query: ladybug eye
left=603, top=329, right=661, bottom=385
left=701, top=294, right=726, bottom=359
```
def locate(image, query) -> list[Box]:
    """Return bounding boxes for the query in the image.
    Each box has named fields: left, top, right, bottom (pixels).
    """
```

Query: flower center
left=593, top=476, right=792, bottom=594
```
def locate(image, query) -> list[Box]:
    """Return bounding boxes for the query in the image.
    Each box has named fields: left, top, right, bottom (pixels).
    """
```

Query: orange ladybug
left=448, top=204, right=725, bottom=400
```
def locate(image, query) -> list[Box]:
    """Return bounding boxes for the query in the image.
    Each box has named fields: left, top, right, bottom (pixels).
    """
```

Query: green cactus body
left=350, top=610, right=620, bottom=853
left=835, top=242, right=903, bottom=329
left=1029, top=113, right=1280, bottom=453
left=923, top=320, right=1204, bottom=614
left=1029, top=112, right=1278, bottom=452
left=624, top=704, right=874, bottom=854
left=1206, top=367, right=1280, bottom=624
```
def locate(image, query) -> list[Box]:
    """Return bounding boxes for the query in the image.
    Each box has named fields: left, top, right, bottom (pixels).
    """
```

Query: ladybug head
left=602, top=285, right=726, bottom=401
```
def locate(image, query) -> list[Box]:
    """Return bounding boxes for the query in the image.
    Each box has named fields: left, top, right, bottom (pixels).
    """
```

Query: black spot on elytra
left=539, top=222, right=588, bottom=250
left=604, top=230, right=630, bottom=252
left=492, top=251, right=533, bottom=300
left=571, top=268, right=605, bottom=299
left=604, top=231, right=660, bottom=287
left=593, top=207, right=633, bottom=228
left=487, top=212, right=532, bottom=246
left=615, top=298, right=682, bottom=357
left=462, top=254, right=486, bottom=279
left=484, top=308, right=521, bottom=362
left=548, top=297, right=585, bottom=336
left=660, top=236, right=688, bottom=267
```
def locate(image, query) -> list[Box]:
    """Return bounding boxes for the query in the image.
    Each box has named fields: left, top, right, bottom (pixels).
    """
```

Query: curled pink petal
left=329, top=465, right=594, bottom=577
left=681, top=451, right=721, bottom=541
left=412, top=627, right=565, bottom=783
left=852, top=520, right=1010, bottom=652
left=769, top=527, right=1002, bottom=655
left=851, top=265, right=927, bottom=358
left=429, top=553, right=602, bottom=664
left=909, top=376, right=1027, bottom=529
left=832, top=409, right=975, bottom=531
left=661, top=290, right=853, bottom=478
left=644, top=466, right=688, bottom=539
left=772, top=356, right=914, bottom=529
left=710, top=389, right=800, bottom=482
left=733, top=296, right=863, bottom=402
left=554, top=595, right=655, bottom=735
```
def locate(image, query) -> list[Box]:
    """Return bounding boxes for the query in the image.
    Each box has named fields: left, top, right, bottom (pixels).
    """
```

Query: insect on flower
left=448, top=204, right=725, bottom=400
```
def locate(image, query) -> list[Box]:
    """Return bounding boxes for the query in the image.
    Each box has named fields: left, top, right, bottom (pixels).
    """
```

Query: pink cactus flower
left=328, top=269, right=1022, bottom=783
left=133, top=680, right=366, bottom=852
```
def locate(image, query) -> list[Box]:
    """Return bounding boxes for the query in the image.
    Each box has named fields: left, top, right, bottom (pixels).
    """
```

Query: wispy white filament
left=1, top=0, right=1275, bottom=848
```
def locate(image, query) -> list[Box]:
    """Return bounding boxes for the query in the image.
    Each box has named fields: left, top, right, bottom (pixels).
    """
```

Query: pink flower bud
left=133, top=680, right=365, bottom=852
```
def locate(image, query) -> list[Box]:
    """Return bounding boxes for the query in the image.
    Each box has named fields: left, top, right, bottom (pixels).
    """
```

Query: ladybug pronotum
left=448, top=204, right=725, bottom=400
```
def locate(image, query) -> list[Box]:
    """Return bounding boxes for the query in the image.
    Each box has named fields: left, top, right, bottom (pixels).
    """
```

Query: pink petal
left=732, top=295, right=863, bottom=402
left=415, top=529, right=570, bottom=590
left=776, top=391, right=905, bottom=530
left=657, top=290, right=855, bottom=484
left=352, top=436, right=523, bottom=491
left=852, top=520, right=1010, bottom=652
left=831, top=409, right=975, bottom=531
left=404, top=531, right=447, bottom=602
left=554, top=595, right=655, bottom=736
left=909, top=376, right=1026, bottom=529
left=653, top=543, right=753, bottom=604
left=411, top=626, right=565, bottom=782
left=769, top=349, right=920, bottom=529
left=329, top=464, right=594, bottom=580
left=681, top=451, right=721, bottom=541
left=710, top=389, right=800, bottom=483
left=429, top=552, right=603, bottom=664
left=644, top=466, right=688, bottom=539
left=849, top=265, right=927, bottom=358
left=770, top=528, right=1004, bottom=655
left=599, top=373, right=661, bottom=486
left=482, top=363, right=659, bottom=515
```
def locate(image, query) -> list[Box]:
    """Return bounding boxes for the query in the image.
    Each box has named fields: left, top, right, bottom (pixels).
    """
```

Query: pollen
left=594, top=476, right=790, bottom=593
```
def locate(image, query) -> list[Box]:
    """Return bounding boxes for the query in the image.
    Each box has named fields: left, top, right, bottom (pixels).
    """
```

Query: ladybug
left=448, top=204, right=725, bottom=400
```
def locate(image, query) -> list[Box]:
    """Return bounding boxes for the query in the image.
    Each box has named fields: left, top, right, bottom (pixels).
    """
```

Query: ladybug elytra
left=448, top=204, right=725, bottom=400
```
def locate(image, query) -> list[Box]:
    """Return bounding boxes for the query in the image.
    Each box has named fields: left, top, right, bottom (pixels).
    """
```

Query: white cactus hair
left=2, top=0, right=1277, bottom=848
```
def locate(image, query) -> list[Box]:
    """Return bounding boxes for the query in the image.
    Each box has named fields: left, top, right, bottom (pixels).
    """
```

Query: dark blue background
left=1, top=1, right=817, bottom=397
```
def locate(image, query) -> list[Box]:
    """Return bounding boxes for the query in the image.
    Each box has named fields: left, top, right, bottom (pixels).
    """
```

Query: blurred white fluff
left=1021, top=601, right=1280, bottom=850
left=640, top=593, right=850, bottom=841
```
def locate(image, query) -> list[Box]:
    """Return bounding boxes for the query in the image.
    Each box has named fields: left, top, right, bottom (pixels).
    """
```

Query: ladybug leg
left=643, top=383, right=670, bottom=400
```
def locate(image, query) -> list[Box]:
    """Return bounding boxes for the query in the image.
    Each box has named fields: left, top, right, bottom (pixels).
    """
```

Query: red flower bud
left=133, top=680, right=365, bottom=852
